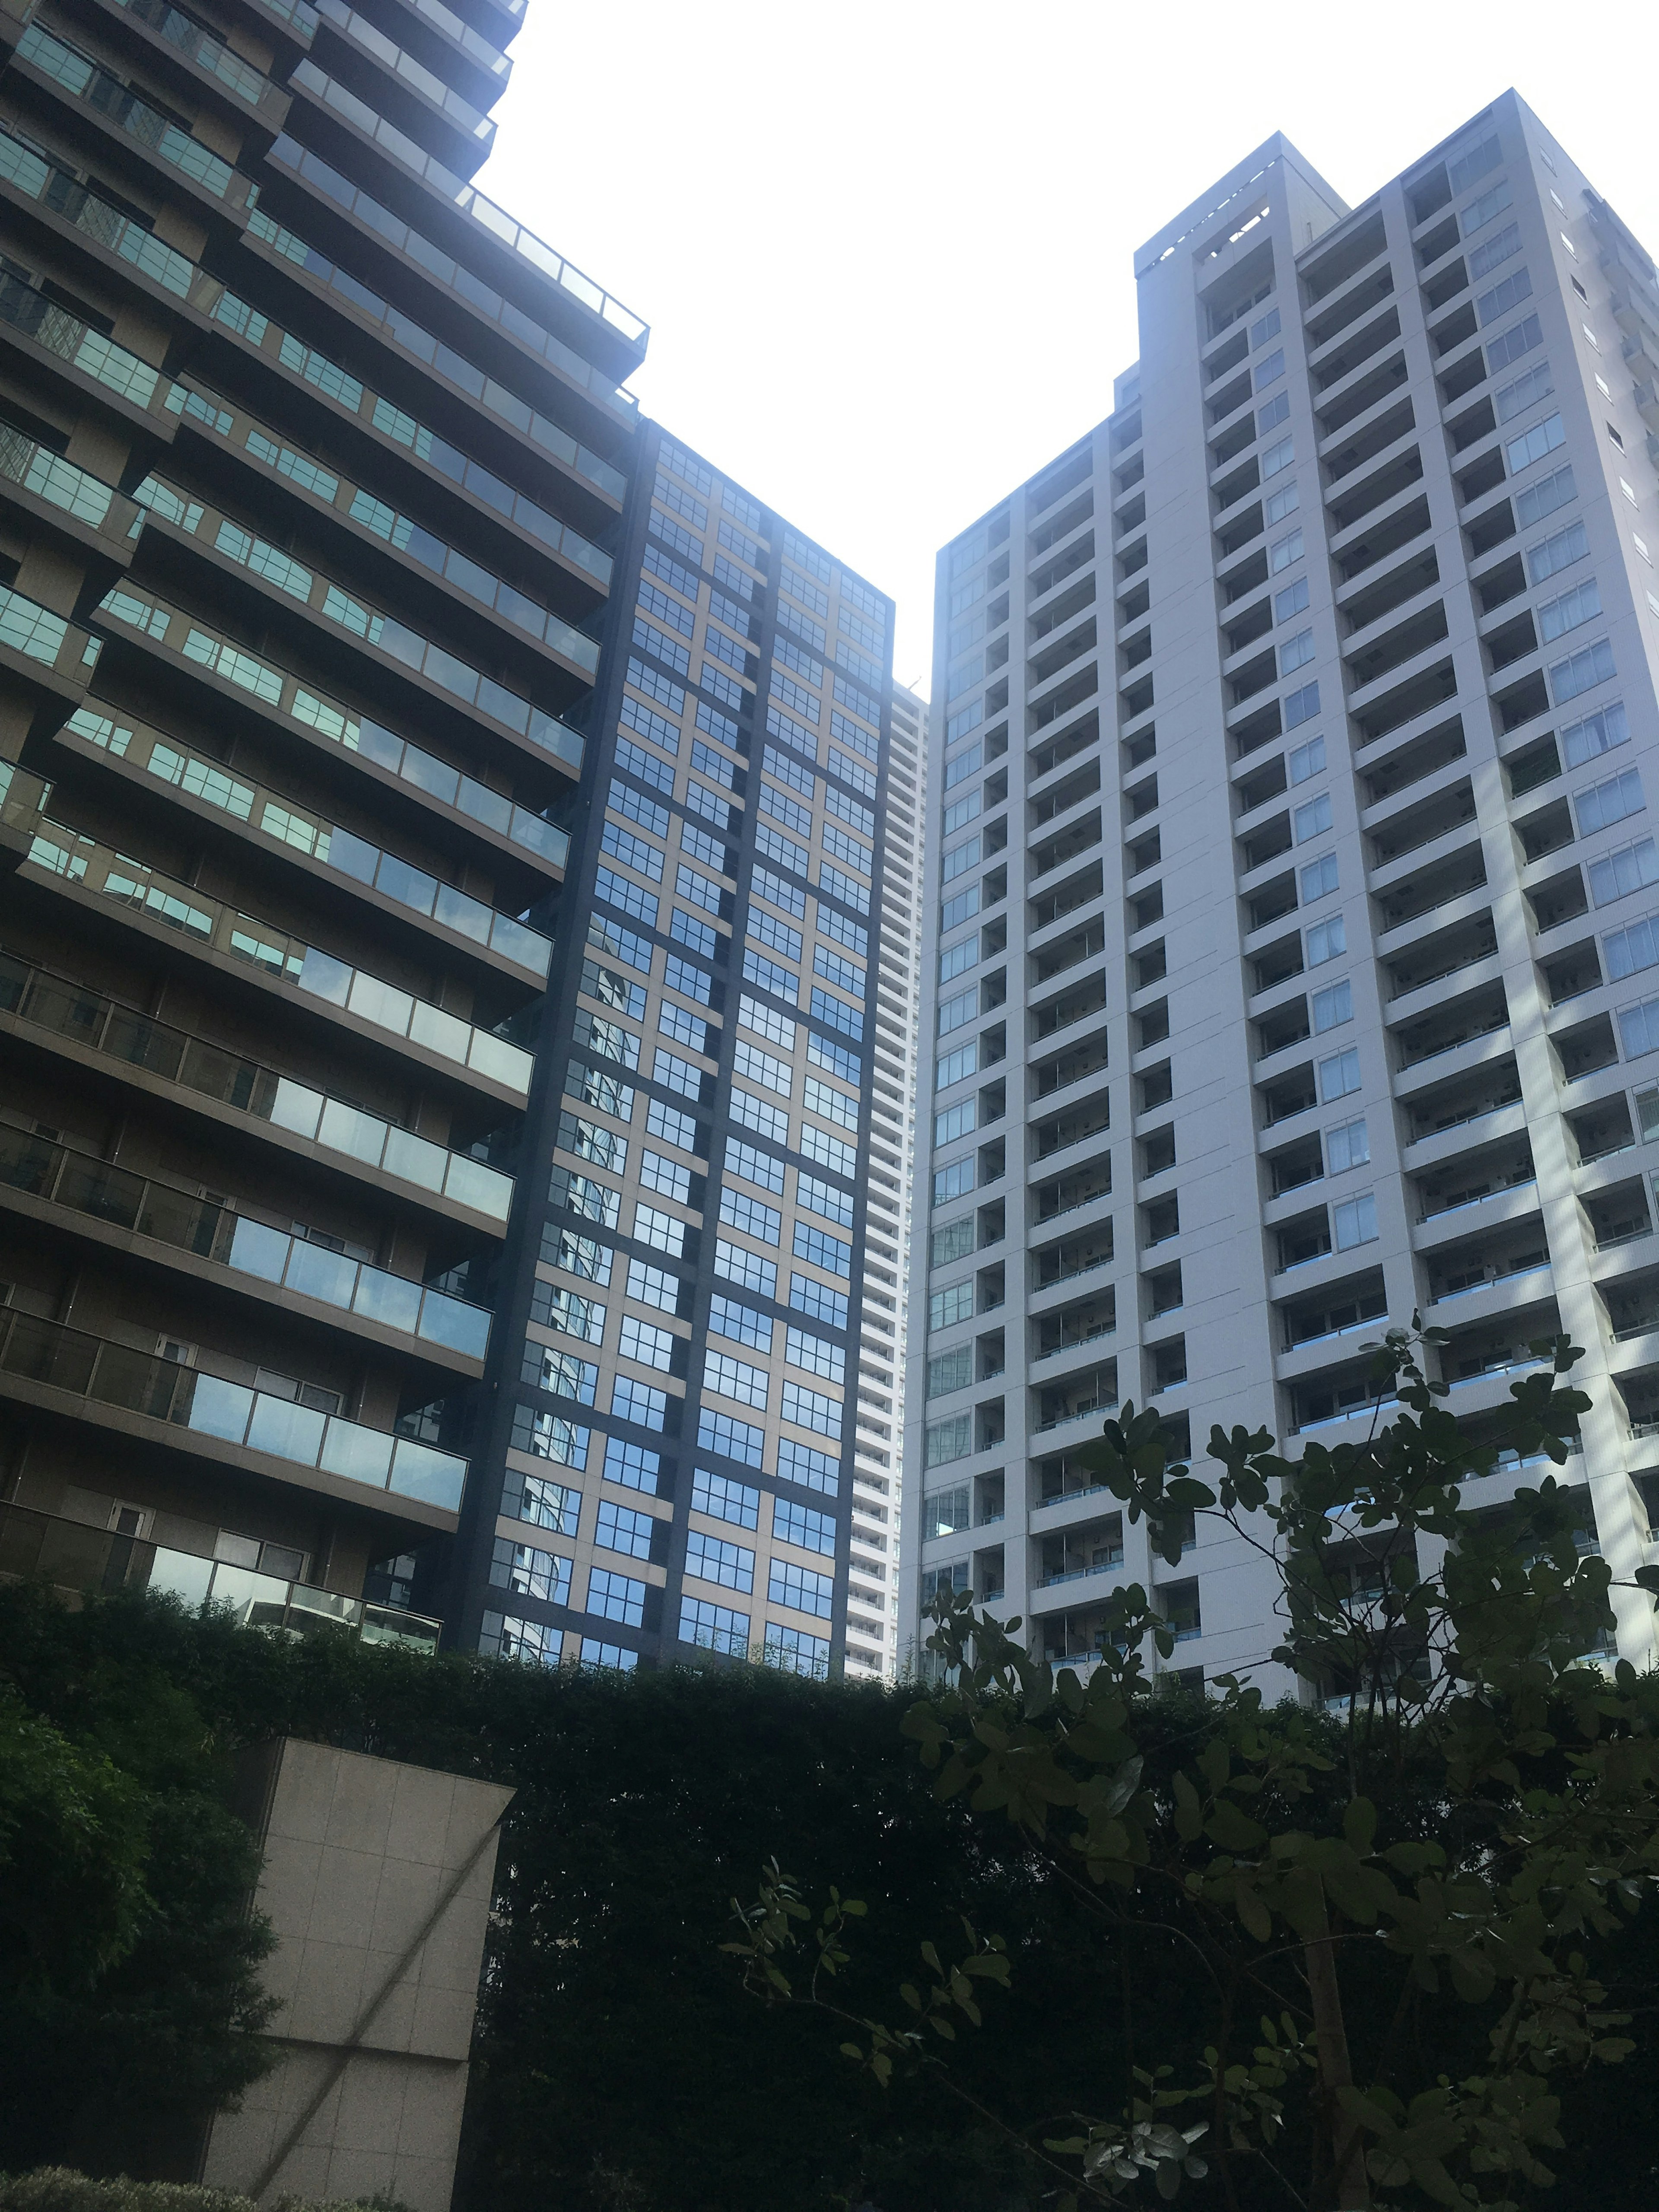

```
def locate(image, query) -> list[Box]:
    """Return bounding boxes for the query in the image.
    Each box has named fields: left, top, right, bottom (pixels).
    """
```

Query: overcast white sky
left=478, top=0, right=1659, bottom=689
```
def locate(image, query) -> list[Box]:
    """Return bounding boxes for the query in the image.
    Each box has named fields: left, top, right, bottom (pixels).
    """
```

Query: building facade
left=904, top=91, right=1659, bottom=1695
left=449, top=422, right=902, bottom=1678
left=0, top=0, right=643, bottom=1646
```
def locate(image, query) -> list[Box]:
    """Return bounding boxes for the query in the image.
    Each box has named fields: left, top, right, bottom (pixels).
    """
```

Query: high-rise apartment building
left=904, top=90, right=1659, bottom=1695
left=0, top=0, right=643, bottom=1646
left=451, top=424, right=901, bottom=1678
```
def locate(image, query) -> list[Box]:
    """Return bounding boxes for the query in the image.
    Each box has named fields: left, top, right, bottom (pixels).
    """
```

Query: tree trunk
left=1304, top=1895, right=1371, bottom=2209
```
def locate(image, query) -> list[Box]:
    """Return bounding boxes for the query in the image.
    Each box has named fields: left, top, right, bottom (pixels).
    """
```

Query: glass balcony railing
left=0, top=1500, right=444, bottom=1650
left=15, top=25, right=251, bottom=205
left=0, top=579, right=99, bottom=680
left=243, top=173, right=637, bottom=423
left=311, top=0, right=495, bottom=143
left=0, top=945, right=515, bottom=1222
left=105, top=0, right=283, bottom=114
left=279, top=69, right=644, bottom=359
left=250, top=0, right=318, bottom=39
left=0, top=267, right=169, bottom=415
left=97, top=568, right=586, bottom=769
left=0, top=126, right=195, bottom=296
left=0, top=1122, right=493, bottom=1360
left=0, top=760, right=536, bottom=1098
left=70, top=702, right=552, bottom=976
left=0, top=415, right=137, bottom=539
left=0, top=1318, right=466, bottom=1512
left=136, top=448, right=597, bottom=678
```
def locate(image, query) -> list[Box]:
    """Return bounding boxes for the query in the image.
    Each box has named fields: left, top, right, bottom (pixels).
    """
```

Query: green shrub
left=0, top=2170, right=413, bottom=2212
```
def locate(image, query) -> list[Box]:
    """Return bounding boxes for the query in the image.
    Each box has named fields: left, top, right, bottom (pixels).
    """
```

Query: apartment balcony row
left=0, top=760, right=534, bottom=1104
left=0, top=1120, right=491, bottom=1368
left=0, top=1495, right=443, bottom=1650
left=0, top=944, right=513, bottom=1228
left=62, top=700, right=550, bottom=992
left=0, top=1308, right=466, bottom=1517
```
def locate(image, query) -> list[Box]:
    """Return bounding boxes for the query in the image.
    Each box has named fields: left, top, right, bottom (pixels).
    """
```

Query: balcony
left=0, top=947, right=514, bottom=1225
left=1035, top=1160, right=1112, bottom=1223
left=1034, top=1360, right=1118, bottom=1433
left=0, top=580, right=99, bottom=707
left=68, top=703, right=551, bottom=982
left=0, top=266, right=178, bottom=438
left=1, top=763, right=535, bottom=1099
left=0, top=1498, right=442, bottom=1651
left=13, top=22, right=258, bottom=218
left=309, top=0, right=495, bottom=163
left=0, top=415, right=142, bottom=576
left=0, top=1309, right=466, bottom=1512
left=1035, top=1290, right=1116, bottom=1360
left=0, top=1124, right=492, bottom=1363
left=100, top=0, right=290, bottom=132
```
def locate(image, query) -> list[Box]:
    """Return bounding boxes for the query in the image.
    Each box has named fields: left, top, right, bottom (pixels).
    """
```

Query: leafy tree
left=728, top=1332, right=1659, bottom=2210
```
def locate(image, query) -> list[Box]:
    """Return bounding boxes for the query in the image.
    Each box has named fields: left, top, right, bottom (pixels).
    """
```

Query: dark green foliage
left=0, top=2171, right=414, bottom=2210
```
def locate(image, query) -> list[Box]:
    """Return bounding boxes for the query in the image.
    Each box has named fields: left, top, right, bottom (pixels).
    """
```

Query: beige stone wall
left=202, top=1737, right=513, bottom=2211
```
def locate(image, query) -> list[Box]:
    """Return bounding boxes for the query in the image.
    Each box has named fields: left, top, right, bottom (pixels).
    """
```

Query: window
left=611, top=1375, right=667, bottom=1430
left=597, top=1499, right=656, bottom=1561
left=814, top=944, right=866, bottom=997
left=1319, top=1046, right=1361, bottom=1101
left=787, top=1332, right=845, bottom=1398
left=1334, top=1192, right=1379, bottom=1249
left=587, top=1568, right=647, bottom=1626
left=536, top=1285, right=605, bottom=1345
left=680, top=1595, right=750, bottom=1654
left=1307, top=915, right=1346, bottom=966
left=753, top=909, right=804, bottom=964
left=1270, top=527, right=1304, bottom=573
left=741, top=995, right=798, bottom=1051
left=647, top=1097, right=699, bottom=1152
left=1257, top=390, right=1290, bottom=435
left=715, top=1239, right=777, bottom=1297
left=677, top=864, right=724, bottom=916
left=934, top=1157, right=976, bottom=1204
left=600, top=820, right=664, bottom=883
left=480, top=1613, right=556, bottom=1665
left=1487, top=312, right=1542, bottom=372
left=694, top=1467, right=760, bottom=1528
left=928, top=1346, right=972, bottom=1398
left=1274, top=575, right=1310, bottom=622
left=587, top=914, right=654, bottom=976
left=1589, top=837, right=1659, bottom=907
left=1261, top=435, right=1294, bottom=478
left=926, top=1413, right=971, bottom=1468
left=698, top=1406, right=764, bottom=1466
left=664, top=954, right=713, bottom=1007
left=1560, top=703, right=1630, bottom=770
left=804, top=1075, right=858, bottom=1135
left=1284, top=680, right=1320, bottom=729
left=769, top=1558, right=834, bottom=1620
left=1538, top=578, right=1601, bottom=643
left=1326, top=1116, right=1369, bottom=1172
left=489, top=1539, right=571, bottom=1605
left=765, top=1624, right=831, bottom=1678
left=1506, top=412, right=1566, bottom=475
left=558, top=1112, right=627, bottom=1175
left=528, top=1348, right=598, bottom=1405
left=1255, top=346, right=1285, bottom=388
left=546, top=1230, right=612, bottom=1287
left=627, top=1258, right=682, bottom=1314
left=931, top=1217, right=975, bottom=1267
left=794, top=1221, right=852, bottom=1276
left=810, top=986, right=863, bottom=1042
left=800, top=1124, right=856, bottom=1178
left=581, top=960, right=646, bottom=1021
left=1294, top=792, right=1332, bottom=842
left=1527, top=519, right=1588, bottom=585
left=779, top=1436, right=839, bottom=1494
left=658, top=1001, right=710, bottom=1057
left=685, top=1529, right=755, bottom=1593
left=943, top=788, right=981, bottom=837
left=782, top=1379, right=841, bottom=1438
left=603, top=1436, right=661, bottom=1494
left=1516, top=464, right=1575, bottom=530
left=671, top=908, right=718, bottom=960
left=938, top=987, right=978, bottom=1039
left=1550, top=638, right=1616, bottom=705
left=731, top=1086, right=790, bottom=1144
left=633, top=1202, right=688, bottom=1256
left=817, top=906, right=869, bottom=959
left=726, top=1137, right=785, bottom=1195
left=511, top=1475, right=580, bottom=1536
left=1575, top=769, right=1643, bottom=836
left=1312, top=979, right=1353, bottom=1033
left=1279, top=627, right=1316, bottom=676
left=1467, top=221, right=1520, bottom=280
left=565, top=1062, right=635, bottom=1126
left=930, top=1282, right=974, bottom=1330
left=573, top=1014, right=639, bottom=1072
left=512, top=1408, right=589, bottom=1466
left=620, top=1315, right=676, bottom=1373
left=1476, top=267, right=1533, bottom=325
left=734, top=1039, right=792, bottom=1097
left=615, top=735, right=675, bottom=797
left=1289, top=734, right=1325, bottom=785
left=935, top=1099, right=977, bottom=1147
left=1301, top=852, right=1339, bottom=902
left=1601, top=912, right=1659, bottom=982
left=709, top=1296, right=773, bottom=1352
left=704, top=1350, right=769, bottom=1410
left=1495, top=361, right=1553, bottom=422
left=798, top=1171, right=854, bottom=1228
left=1462, top=178, right=1512, bottom=233
left=720, top=1187, right=782, bottom=1245
left=1619, top=996, right=1659, bottom=1060
left=791, top=1271, right=848, bottom=1329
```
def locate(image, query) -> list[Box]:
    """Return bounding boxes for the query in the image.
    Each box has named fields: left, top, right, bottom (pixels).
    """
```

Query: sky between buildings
left=478, top=0, right=1659, bottom=685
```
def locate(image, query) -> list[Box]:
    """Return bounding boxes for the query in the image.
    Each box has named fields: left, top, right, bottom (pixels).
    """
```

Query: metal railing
left=108, top=0, right=283, bottom=113
left=0, top=1124, right=492, bottom=1359
left=0, top=270, right=168, bottom=416
left=0, top=416, right=133, bottom=537
left=0, top=1312, right=466, bottom=1509
left=0, top=1498, right=443, bottom=1649
left=16, top=24, right=251, bottom=204
left=0, top=759, right=535, bottom=1098
left=0, top=947, right=514, bottom=1223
